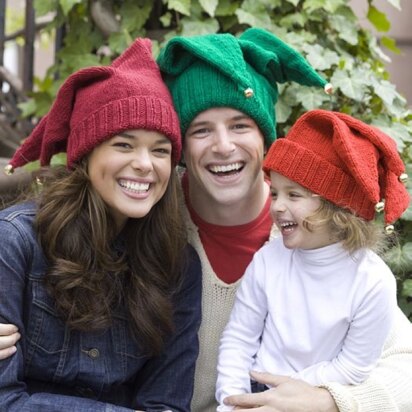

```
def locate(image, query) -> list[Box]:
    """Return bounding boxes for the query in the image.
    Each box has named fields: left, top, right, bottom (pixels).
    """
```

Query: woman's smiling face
left=87, top=129, right=172, bottom=229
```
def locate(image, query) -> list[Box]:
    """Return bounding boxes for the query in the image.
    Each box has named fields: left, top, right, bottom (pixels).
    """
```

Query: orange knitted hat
left=263, top=110, right=410, bottom=225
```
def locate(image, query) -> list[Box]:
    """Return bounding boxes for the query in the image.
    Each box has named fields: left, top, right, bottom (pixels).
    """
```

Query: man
left=158, top=28, right=412, bottom=412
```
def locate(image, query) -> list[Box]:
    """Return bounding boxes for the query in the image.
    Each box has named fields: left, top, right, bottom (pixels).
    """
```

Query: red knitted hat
left=263, top=110, right=410, bottom=225
left=6, top=38, right=181, bottom=170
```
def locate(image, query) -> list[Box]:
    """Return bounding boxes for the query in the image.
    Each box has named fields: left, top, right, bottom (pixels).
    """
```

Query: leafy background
left=6, top=0, right=412, bottom=318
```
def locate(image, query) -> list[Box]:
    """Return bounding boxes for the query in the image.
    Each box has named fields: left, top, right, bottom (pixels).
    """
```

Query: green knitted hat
left=157, top=27, right=331, bottom=146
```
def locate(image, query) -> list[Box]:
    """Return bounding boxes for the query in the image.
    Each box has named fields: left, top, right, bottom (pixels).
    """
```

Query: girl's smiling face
left=88, top=129, right=172, bottom=230
left=269, top=171, right=333, bottom=250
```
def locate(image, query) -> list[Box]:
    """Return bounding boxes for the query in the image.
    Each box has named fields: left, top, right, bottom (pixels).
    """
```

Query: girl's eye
left=289, top=192, right=302, bottom=198
left=270, top=191, right=277, bottom=199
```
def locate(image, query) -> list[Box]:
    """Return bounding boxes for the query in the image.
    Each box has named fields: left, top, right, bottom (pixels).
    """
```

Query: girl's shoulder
left=257, top=236, right=289, bottom=256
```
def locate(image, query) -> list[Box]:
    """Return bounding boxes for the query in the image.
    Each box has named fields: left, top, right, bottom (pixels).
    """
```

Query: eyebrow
left=189, top=114, right=252, bottom=128
left=270, top=185, right=305, bottom=191
left=117, top=132, right=171, bottom=144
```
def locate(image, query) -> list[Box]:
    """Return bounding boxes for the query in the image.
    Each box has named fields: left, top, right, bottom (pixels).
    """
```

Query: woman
left=0, top=37, right=201, bottom=411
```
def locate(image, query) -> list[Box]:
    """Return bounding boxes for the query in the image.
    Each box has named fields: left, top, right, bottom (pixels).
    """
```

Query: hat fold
left=9, top=38, right=181, bottom=170
left=239, top=28, right=327, bottom=88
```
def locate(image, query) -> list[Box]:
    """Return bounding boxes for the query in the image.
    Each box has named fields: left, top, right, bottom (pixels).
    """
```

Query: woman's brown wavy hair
left=35, top=160, right=187, bottom=355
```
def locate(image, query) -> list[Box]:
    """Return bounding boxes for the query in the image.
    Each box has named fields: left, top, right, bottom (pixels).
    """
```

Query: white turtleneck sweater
left=216, top=238, right=398, bottom=408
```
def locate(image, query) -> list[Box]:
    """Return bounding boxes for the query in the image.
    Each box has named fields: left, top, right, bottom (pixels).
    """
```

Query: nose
left=271, top=197, right=286, bottom=214
left=130, top=149, right=153, bottom=173
left=212, top=128, right=235, bottom=156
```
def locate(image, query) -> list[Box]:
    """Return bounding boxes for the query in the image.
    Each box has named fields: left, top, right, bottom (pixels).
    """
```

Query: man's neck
left=187, top=176, right=269, bottom=226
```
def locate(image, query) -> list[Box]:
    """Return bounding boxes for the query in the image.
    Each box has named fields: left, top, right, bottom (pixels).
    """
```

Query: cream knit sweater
left=183, top=203, right=412, bottom=412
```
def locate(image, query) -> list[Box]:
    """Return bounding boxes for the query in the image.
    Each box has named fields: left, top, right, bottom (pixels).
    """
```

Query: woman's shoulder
left=0, top=201, right=37, bottom=222
left=0, top=201, right=38, bottom=241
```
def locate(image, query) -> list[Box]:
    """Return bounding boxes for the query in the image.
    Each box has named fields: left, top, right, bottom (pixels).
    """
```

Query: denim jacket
left=0, top=202, right=202, bottom=412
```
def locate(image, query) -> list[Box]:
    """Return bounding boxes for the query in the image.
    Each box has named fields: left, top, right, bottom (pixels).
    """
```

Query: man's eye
left=193, top=128, right=209, bottom=135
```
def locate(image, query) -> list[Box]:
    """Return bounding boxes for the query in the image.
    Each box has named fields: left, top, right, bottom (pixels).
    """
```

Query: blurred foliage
left=11, top=0, right=412, bottom=318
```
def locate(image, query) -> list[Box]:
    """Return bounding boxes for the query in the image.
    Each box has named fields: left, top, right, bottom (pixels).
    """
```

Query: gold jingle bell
left=324, top=83, right=333, bottom=95
left=4, top=164, right=14, bottom=175
left=385, top=225, right=395, bottom=235
left=374, top=201, right=385, bottom=213
left=244, top=88, right=254, bottom=98
left=399, top=173, right=408, bottom=184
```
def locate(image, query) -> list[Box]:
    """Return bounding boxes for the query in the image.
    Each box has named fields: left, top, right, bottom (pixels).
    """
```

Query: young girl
left=216, top=109, right=410, bottom=410
left=0, top=37, right=201, bottom=411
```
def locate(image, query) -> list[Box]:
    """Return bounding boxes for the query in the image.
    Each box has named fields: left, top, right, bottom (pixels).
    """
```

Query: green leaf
left=160, top=12, right=172, bottom=27
left=34, top=0, right=57, bottom=16
left=398, top=296, right=412, bottom=320
left=120, top=1, right=152, bottom=31
left=330, top=69, right=368, bottom=101
left=167, top=0, right=191, bottom=16
left=402, top=278, right=412, bottom=298
left=375, top=122, right=410, bottom=152
left=302, top=0, right=326, bottom=13
left=367, top=5, right=391, bottom=32
left=303, top=0, right=346, bottom=14
left=199, top=0, right=218, bottom=17
left=285, top=0, right=300, bottom=6
left=330, top=9, right=358, bottom=45
left=279, top=13, right=306, bottom=29
left=384, top=243, right=407, bottom=273
left=275, top=98, right=292, bottom=124
left=215, top=0, right=240, bottom=16
left=381, top=36, right=401, bottom=54
left=372, top=79, right=398, bottom=107
left=50, top=153, right=67, bottom=166
left=386, top=0, right=401, bottom=11
left=23, top=160, right=41, bottom=172
left=18, top=99, right=38, bottom=118
left=402, top=244, right=412, bottom=267
left=108, top=32, right=132, bottom=55
left=59, top=0, right=82, bottom=16
left=294, top=87, right=330, bottom=111
left=367, top=35, right=391, bottom=63
left=33, top=75, right=54, bottom=93
left=305, top=44, right=340, bottom=71
left=179, top=18, right=219, bottom=36
left=57, top=52, right=102, bottom=72
left=235, top=9, right=272, bottom=30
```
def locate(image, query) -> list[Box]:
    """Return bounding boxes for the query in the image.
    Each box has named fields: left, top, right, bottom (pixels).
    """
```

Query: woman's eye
left=113, top=142, right=131, bottom=149
left=154, top=148, right=171, bottom=155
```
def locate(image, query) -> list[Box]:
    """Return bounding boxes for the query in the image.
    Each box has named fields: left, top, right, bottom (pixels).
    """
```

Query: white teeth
left=280, top=221, right=295, bottom=228
left=119, top=180, right=150, bottom=192
left=209, top=163, right=242, bottom=173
